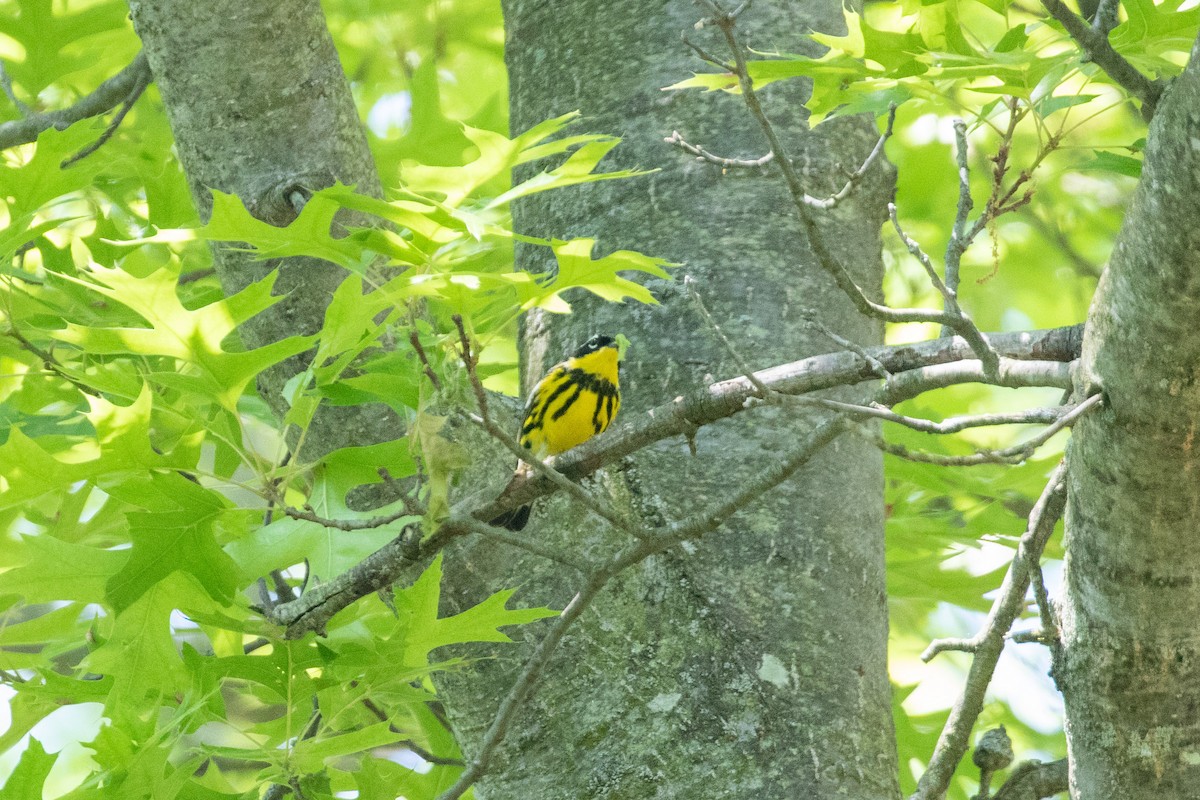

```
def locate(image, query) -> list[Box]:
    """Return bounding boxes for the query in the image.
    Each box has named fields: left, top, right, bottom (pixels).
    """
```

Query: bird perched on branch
left=490, top=334, right=623, bottom=531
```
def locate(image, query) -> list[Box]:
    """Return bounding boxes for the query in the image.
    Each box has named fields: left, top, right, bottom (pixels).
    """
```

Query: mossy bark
left=435, top=2, right=901, bottom=798
left=1060, top=36, right=1200, bottom=799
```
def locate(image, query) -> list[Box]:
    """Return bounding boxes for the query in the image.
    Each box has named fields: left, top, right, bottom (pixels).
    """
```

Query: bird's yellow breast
left=519, top=346, right=620, bottom=458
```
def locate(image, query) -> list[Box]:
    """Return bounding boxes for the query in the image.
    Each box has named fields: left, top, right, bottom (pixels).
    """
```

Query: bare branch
left=268, top=326, right=1083, bottom=639
left=504, top=331, right=1079, bottom=517
left=1092, top=0, right=1121, bottom=35
left=880, top=359, right=1072, bottom=406
left=436, top=564, right=619, bottom=800
left=0, top=52, right=152, bottom=151
left=0, top=60, right=31, bottom=116
left=60, top=66, right=149, bottom=167
left=868, top=393, right=1100, bottom=467
left=804, top=103, right=898, bottom=211
left=799, top=315, right=890, bottom=379
left=685, top=275, right=771, bottom=396
left=946, top=120, right=974, bottom=303
left=911, top=461, right=1069, bottom=800
left=795, top=398, right=1065, bottom=435
left=1040, top=0, right=1161, bottom=118
left=665, top=130, right=774, bottom=168
left=992, top=758, right=1069, bottom=800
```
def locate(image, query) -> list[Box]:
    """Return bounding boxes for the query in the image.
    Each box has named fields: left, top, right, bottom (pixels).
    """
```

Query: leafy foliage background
left=1, top=0, right=1196, bottom=797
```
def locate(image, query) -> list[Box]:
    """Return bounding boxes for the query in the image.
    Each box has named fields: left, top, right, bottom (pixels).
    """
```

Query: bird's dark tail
left=489, top=504, right=531, bottom=531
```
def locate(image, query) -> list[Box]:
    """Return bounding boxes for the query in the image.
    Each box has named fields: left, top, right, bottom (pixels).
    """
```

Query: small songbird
left=490, top=334, right=622, bottom=531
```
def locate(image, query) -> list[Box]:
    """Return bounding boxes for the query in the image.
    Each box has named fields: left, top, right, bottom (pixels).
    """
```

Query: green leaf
left=387, top=555, right=558, bottom=666
left=224, top=516, right=396, bottom=587
left=50, top=263, right=315, bottom=409
left=291, top=722, right=403, bottom=773
left=532, top=238, right=674, bottom=311
left=0, top=738, right=56, bottom=799
left=0, top=126, right=106, bottom=217
left=1034, top=93, right=1099, bottom=118
left=104, top=473, right=242, bottom=614
left=84, top=574, right=194, bottom=715
left=490, top=137, right=654, bottom=207
left=1083, top=150, right=1143, bottom=177
left=0, top=534, right=127, bottom=604
left=994, top=24, right=1029, bottom=54
left=0, top=428, right=97, bottom=511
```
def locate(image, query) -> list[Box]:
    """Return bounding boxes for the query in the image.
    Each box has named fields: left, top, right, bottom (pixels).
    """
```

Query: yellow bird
left=491, top=334, right=622, bottom=530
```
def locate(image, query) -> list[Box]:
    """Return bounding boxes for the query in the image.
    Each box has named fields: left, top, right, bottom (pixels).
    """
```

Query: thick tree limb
left=1040, top=0, right=1161, bottom=118
left=268, top=325, right=1081, bottom=639
left=0, top=52, right=151, bottom=151
left=992, top=758, right=1069, bottom=799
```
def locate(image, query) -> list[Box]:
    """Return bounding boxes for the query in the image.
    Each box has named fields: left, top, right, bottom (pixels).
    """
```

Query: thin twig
left=665, top=130, right=774, bottom=168
left=793, top=398, right=1065, bottom=434
left=436, top=565, right=618, bottom=800
left=1040, top=0, right=1161, bottom=118
left=0, top=52, right=151, bottom=151
left=662, top=100, right=897, bottom=209
left=890, top=204, right=953, bottom=301
left=685, top=275, right=770, bottom=396
left=265, top=697, right=323, bottom=800
left=911, top=461, right=1069, bottom=800
left=5, top=328, right=99, bottom=397
left=680, top=33, right=733, bottom=71
left=804, top=103, right=898, bottom=211
left=450, top=515, right=593, bottom=573
left=409, top=330, right=443, bottom=390
left=870, top=393, right=1099, bottom=467
left=945, top=120, right=974, bottom=305
left=61, top=66, right=149, bottom=167
left=0, top=60, right=31, bottom=116
left=361, top=698, right=466, bottom=767
left=664, top=102, right=896, bottom=212
left=800, top=315, right=890, bottom=379
left=693, top=1, right=1003, bottom=373
left=283, top=503, right=417, bottom=531
left=1092, top=0, right=1121, bottom=34
left=1027, top=556, right=1061, bottom=657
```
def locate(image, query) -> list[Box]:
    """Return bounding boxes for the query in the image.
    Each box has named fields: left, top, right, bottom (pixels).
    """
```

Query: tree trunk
left=435, top=1, right=900, bottom=797
left=126, top=0, right=393, bottom=460
left=1060, top=34, right=1200, bottom=799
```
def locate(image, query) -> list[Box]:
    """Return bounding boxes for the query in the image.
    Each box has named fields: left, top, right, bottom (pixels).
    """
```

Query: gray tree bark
left=1060, top=34, right=1200, bottom=799
left=126, top=0, right=394, bottom=460
left=435, top=1, right=901, bottom=798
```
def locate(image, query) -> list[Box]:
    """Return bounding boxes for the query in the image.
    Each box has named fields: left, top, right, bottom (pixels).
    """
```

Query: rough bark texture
left=126, top=0, right=393, bottom=460
left=435, top=2, right=900, bottom=798
left=1060, top=36, right=1200, bottom=798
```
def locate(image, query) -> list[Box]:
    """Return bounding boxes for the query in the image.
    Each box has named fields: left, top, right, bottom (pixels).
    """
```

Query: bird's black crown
left=572, top=334, right=617, bottom=358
